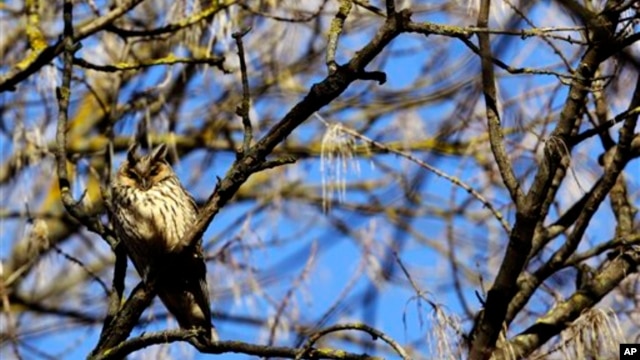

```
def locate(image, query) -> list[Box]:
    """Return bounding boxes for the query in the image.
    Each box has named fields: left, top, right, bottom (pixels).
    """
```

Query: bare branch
left=501, top=248, right=640, bottom=359
left=233, top=27, right=254, bottom=156
left=476, top=0, right=523, bottom=207
left=94, top=329, right=380, bottom=360
left=297, top=323, right=409, bottom=360
left=326, top=0, right=353, bottom=74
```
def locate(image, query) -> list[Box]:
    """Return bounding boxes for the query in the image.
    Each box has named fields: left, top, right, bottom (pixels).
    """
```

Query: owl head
left=115, top=144, right=174, bottom=191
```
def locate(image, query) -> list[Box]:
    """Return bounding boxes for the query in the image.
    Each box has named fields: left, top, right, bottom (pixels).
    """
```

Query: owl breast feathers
left=110, top=143, right=216, bottom=347
left=111, top=144, right=197, bottom=259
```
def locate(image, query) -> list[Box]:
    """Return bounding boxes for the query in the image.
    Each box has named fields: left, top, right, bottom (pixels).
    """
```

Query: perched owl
left=110, top=143, right=217, bottom=347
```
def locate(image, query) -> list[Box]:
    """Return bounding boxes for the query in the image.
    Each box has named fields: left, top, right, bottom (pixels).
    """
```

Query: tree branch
left=233, top=27, right=253, bottom=156
left=499, top=248, right=640, bottom=359
left=93, top=329, right=384, bottom=360
left=91, top=282, right=154, bottom=355
left=475, top=0, right=523, bottom=207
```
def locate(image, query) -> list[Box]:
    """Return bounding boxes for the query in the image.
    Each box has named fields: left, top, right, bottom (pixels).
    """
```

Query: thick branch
left=476, top=0, right=523, bottom=207
left=93, top=330, right=383, bottom=360
left=91, top=282, right=154, bottom=355
left=505, top=59, right=640, bottom=326
left=499, top=248, right=640, bottom=359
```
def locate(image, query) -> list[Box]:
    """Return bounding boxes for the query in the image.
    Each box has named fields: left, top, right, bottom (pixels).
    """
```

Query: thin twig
left=353, top=0, right=385, bottom=17
left=73, top=55, right=228, bottom=73
left=502, top=0, right=572, bottom=71
left=456, top=36, right=609, bottom=83
left=255, top=156, right=298, bottom=171
left=104, top=0, right=233, bottom=38
left=317, top=116, right=511, bottom=234
left=393, top=251, right=435, bottom=307
left=233, top=27, right=253, bottom=155
left=267, top=242, right=317, bottom=345
left=296, top=323, right=410, bottom=360
left=565, top=234, right=639, bottom=266
left=326, top=0, right=353, bottom=74
left=570, top=105, right=640, bottom=146
left=237, top=2, right=325, bottom=23
left=51, top=245, right=109, bottom=295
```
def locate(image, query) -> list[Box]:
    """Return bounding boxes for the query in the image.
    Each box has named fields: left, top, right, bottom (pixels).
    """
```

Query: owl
left=110, top=143, right=217, bottom=347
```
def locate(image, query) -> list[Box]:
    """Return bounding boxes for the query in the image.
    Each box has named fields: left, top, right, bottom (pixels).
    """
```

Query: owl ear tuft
left=127, top=143, right=140, bottom=164
left=151, top=144, right=168, bottom=162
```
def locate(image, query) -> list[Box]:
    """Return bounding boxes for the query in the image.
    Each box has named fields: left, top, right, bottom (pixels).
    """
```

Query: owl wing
left=187, top=190, right=199, bottom=215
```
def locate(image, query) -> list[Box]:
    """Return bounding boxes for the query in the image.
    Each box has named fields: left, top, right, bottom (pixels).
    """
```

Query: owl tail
left=157, top=282, right=217, bottom=349
left=156, top=251, right=216, bottom=350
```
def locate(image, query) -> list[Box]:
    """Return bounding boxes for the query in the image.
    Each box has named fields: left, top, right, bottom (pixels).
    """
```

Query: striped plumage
left=110, top=144, right=216, bottom=347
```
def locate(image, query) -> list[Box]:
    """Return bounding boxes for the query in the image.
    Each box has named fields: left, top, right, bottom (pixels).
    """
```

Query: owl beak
left=141, top=178, right=150, bottom=190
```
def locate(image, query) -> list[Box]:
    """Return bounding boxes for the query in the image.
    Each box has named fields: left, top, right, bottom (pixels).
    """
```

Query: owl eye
left=126, top=169, right=139, bottom=179
left=149, top=166, right=161, bottom=176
